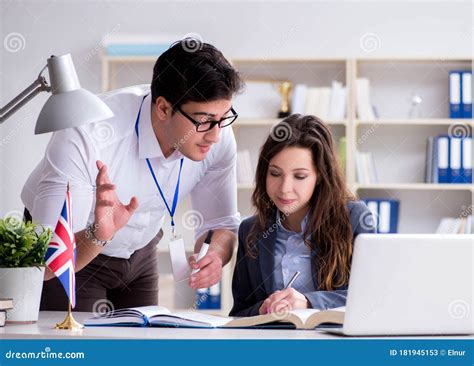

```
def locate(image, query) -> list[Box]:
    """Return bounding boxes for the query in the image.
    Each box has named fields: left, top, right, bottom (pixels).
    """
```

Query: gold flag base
left=54, top=303, right=84, bottom=330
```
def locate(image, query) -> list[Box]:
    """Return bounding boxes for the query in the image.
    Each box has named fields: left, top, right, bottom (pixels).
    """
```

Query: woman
left=230, top=114, right=376, bottom=317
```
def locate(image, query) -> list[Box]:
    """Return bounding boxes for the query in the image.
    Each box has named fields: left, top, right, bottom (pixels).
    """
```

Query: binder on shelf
left=449, top=137, right=462, bottom=183
left=461, top=71, right=472, bottom=119
left=208, top=282, right=221, bottom=310
left=366, top=201, right=379, bottom=230
left=436, top=136, right=450, bottom=184
left=194, top=288, right=209, bottom=310
left=425, top=137, right=434, bottom=183
left=363, top=199, right=399, bottom=234
left=449, top=71, right=462, bottom=119
left=461, top=137, right=472, bottom=183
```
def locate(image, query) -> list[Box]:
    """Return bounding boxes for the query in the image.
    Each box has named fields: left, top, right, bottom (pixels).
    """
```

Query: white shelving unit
left=101, top=54, right=473, bottom=314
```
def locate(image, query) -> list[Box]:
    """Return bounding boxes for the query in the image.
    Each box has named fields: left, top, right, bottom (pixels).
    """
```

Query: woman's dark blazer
left=229, top=200, right=376, bottom=317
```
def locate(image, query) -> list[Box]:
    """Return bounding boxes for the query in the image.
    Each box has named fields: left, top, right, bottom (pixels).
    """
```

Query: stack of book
left=449, top=70, right=472, bottom=119
left=355, top=151, right=378, bottom=184
left=425, top=135, right=472, bottom=184
left=364, top=199, right=400, bottom=234
left=436, top=215, right=473, bottom=234
left=102, top=33, right=179, bottom=56
left=291, top=81, right=346, bottom=120
left=356, top=78, right=377, bottom=121
left=0, top=298, right=13, bottom=326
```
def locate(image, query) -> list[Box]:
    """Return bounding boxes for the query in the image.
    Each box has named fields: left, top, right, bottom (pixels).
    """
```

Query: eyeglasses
left=176, top=106, right=238, bottom=132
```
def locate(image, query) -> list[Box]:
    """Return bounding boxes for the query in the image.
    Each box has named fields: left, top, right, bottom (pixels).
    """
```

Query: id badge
left=168, top=236, right=190, bottom=282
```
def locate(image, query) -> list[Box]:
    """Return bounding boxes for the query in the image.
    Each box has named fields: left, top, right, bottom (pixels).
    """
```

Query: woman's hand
left=258, top=288, right=310, bottom=315
left=93, top=160, right=139, bottom=240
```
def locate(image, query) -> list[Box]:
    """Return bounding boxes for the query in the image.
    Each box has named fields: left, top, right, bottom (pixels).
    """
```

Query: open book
left=84, top=306, right=345, bottom=329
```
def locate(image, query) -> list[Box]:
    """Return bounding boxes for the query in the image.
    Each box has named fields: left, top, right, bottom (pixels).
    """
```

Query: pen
left=284, top=270, right=301, bottom=290
left=191, top=230, right=214, bottom=275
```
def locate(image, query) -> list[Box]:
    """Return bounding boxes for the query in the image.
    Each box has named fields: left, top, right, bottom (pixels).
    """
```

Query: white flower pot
left=0, top=266, right=45, bottom=323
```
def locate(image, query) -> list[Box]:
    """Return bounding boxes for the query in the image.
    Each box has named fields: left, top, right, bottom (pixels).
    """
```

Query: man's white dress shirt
left=21, top=85, right=240, bottom=259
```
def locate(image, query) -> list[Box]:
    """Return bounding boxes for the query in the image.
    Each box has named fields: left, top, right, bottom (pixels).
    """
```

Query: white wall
left=0, top=0, right=472, bottom=216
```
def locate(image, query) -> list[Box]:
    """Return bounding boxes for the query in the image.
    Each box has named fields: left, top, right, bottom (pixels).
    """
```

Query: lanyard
left=135, top=95, right=184, bottom=237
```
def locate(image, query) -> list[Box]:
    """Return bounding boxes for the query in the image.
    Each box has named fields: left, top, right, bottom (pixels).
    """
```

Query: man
left=21, top=39, right=243, bottom=311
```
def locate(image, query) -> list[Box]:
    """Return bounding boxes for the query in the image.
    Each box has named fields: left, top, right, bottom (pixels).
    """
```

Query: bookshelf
left=101, top=55, right=473, bottom=315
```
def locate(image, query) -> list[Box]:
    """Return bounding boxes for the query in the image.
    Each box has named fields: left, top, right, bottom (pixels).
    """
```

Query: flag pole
left=53, top=182, right=83, bottom=330
left=55, top=301, right=83, bottom=330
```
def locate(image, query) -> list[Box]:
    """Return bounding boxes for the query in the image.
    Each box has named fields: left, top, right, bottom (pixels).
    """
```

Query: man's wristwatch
left=85, top=223, right=112, bottom=247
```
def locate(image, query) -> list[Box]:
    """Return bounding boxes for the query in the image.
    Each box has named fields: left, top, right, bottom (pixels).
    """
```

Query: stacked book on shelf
left=363, top=199, right=399, bottom=234
left=449, top=70, right=472, bottom=119
left=355, top=151, right=378, bottom=184
left=436, top=215, right=473, bottom=234
left=291, top=81, right=346, bottom=120
left=425, top=135, right=472, bottom=184
left=102, top=33, right=179, bottom=56
left=0, top=298, right=13, bottom=326
left=356, top=78, right=377, bottom=121
left=194, top=282, right=221, bottom=310
left=237, top=150, right=254, bottom=185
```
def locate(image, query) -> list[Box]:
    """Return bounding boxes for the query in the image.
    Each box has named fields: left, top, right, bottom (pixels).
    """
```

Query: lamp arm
left=0, top=73, right=51, bottom=123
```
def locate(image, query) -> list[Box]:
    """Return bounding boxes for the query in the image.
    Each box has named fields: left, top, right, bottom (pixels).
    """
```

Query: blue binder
left=436, top=136, right=450, bottom=183
left=460, top=137, right=473, bottom=184
left=195, top=288, right=209, bottom=309
left=208, top=282, right=221, bottom=310
left=449, top=71, right=462, bottom=118
left=461, top=71, right=472, bottom=118
left=363, top=199, right=399, bottom=234
left=449, top=137, right=462, bottom=183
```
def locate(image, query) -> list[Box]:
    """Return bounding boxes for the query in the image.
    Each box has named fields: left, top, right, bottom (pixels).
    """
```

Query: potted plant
left=0, top=216, right=52, bottom=323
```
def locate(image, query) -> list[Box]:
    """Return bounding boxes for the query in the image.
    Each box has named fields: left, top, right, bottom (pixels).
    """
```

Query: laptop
left=320, top=234, right=473, bottom=336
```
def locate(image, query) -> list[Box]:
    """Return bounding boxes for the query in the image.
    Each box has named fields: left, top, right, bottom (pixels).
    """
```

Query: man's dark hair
left=151, top=38, right=243, bottom=110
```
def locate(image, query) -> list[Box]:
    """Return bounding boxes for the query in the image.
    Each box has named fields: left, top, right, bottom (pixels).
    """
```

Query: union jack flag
left=44, top=187, right=76, bottom=308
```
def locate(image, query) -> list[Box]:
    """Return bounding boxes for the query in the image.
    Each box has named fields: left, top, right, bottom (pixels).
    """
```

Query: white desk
left=1, top=312, right=472, bottom=340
